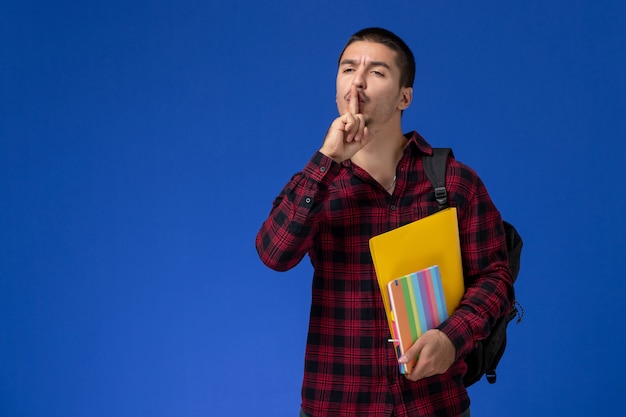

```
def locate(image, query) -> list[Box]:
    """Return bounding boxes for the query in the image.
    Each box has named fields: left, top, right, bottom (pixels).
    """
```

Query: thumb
left=399, top=337, right=425, bottom=364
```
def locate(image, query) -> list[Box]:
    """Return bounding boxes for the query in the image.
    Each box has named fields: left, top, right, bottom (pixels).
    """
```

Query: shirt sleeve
left=437, top=165, right=514, bottom=360
left=255, top=151, right=342, bottom=272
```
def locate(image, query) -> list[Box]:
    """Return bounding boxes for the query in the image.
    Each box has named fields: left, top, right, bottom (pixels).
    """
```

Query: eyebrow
left=339, top=59, right=392, bottom=70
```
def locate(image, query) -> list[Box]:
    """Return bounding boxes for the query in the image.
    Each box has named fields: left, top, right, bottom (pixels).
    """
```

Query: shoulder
left=445, top=156, right=490, bottom=209
left=447, top=156, right=481, bottom=185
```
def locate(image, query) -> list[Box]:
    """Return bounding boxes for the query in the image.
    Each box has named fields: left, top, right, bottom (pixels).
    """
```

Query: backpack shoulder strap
left=422, top=148, right=453, bottom=209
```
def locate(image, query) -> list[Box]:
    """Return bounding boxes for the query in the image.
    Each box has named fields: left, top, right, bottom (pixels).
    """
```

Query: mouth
left=346, top=92, right=367, bottom=105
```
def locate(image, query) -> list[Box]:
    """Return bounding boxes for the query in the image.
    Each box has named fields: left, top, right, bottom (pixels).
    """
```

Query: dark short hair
left=339, top=27, right=415, bottom=88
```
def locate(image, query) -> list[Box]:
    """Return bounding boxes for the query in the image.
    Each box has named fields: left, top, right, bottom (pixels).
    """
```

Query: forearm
left=255, top=151, right=342, bottom=271
left=438, top=184, right=514, bottom=359
left=439, top=263, right=512, bottom=360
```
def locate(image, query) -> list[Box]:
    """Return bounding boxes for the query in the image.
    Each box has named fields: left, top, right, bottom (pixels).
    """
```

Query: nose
left=351, top=68, right=366, bottom=89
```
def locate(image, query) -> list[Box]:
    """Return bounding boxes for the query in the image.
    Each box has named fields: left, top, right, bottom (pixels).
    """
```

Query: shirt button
left=305, top=197, right=312, bottom=204
left=390, top=205, right=396, bottom=210
left=320, top=166, right=326, bottom=172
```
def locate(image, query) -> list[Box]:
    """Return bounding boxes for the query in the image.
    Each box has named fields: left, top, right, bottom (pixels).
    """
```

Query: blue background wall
left=2, top=1, right=625, bottom=416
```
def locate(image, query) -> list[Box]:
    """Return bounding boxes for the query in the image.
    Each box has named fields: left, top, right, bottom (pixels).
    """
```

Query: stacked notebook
left=387, top=265, right=448, bottom=374
left=369, top=207, right=465, bottom=374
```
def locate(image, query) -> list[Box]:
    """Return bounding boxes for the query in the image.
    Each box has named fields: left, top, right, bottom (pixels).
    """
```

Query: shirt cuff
left=437, top=307, right=476, bottom=360
left=302, top=151, right=342, bottom=187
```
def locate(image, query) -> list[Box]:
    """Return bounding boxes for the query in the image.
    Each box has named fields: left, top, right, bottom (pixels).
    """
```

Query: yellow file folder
left=369, top=207, right=465, bottom=338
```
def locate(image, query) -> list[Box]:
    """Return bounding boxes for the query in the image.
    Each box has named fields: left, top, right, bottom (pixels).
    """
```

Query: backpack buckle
left=434, top=186, right=448, bottom=207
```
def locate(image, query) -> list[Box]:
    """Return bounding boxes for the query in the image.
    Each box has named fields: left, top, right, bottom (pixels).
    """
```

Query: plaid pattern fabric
left=256, top=131, right=513, bottom=417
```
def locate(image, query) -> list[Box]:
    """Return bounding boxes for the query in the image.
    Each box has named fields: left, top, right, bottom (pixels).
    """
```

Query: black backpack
left=422, top=148, right=523, bottom=387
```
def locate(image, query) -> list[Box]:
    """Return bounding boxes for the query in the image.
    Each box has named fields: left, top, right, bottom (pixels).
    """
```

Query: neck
left=350, top=124, right=407, bottom=188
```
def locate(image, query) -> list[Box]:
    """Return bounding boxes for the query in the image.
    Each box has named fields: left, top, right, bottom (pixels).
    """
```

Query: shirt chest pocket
left=404, top=194, right=439, bottom=224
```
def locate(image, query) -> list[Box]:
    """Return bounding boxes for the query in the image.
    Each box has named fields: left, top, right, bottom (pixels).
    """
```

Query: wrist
left=319, top=147, right=344, bottom=164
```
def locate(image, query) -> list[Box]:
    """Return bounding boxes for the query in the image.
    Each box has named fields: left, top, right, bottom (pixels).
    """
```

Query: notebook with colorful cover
left=369, top=207, right=465, bottom=362
left=387, top=265, right=449, bottom=374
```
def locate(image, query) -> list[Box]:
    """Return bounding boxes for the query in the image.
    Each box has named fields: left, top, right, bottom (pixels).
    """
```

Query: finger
left=405, top=365, right=420, bottom=381
left=349, top=85, right=359, bottom=115
left=405, top=343, right=430, bottom=381
left=343, top=113, right=360, bottom=142
left=354, top=114, right=365, bottom=141
left=399, top=337, right=423, bottom=365
left=359, top=125, right=370, bottom=144
left=409, top=360, right=428, bottom=381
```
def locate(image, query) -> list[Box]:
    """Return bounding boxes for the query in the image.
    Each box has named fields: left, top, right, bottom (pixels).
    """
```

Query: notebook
left=387, top=265, right=449, bottom=374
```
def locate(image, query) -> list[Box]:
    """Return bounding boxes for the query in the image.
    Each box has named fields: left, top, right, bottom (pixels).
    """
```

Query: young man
left=256, top=28, right=513, bottom=417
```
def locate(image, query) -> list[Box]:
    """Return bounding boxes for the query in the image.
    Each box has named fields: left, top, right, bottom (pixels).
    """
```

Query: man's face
left=336, top=41, right=411, bottom=127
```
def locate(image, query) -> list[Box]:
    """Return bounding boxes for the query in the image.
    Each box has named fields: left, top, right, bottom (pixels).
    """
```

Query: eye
left=342, top=68, right=355, bottom=73
left=372, top=70, right=385, bottom=77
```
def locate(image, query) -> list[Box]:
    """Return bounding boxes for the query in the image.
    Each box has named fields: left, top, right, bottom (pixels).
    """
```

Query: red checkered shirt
left=256, top=131, right=513, bottom=417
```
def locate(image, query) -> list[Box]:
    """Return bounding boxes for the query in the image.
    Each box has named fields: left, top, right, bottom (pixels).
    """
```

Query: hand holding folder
left=387, top=265, right=448, bottom=374
left=369, top=207, right=465, bottom=373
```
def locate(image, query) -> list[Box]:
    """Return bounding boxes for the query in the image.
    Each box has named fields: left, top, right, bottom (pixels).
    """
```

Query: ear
left=398, top=87, right=413, bottom=110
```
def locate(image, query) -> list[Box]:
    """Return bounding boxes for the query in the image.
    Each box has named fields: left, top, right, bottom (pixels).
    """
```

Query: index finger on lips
left=349, top=85, right=359, bottom=115
left=343, top=113, right=359, bottom=142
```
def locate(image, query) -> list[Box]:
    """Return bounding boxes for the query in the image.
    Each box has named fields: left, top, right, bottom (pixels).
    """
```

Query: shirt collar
left=341, top=130, right=433, bottom=169
left=405, top=131, right=433, bottom=156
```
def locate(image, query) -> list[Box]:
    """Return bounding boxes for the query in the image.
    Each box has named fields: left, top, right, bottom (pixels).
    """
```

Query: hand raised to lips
left=319, top=85, right=370, bottom=163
